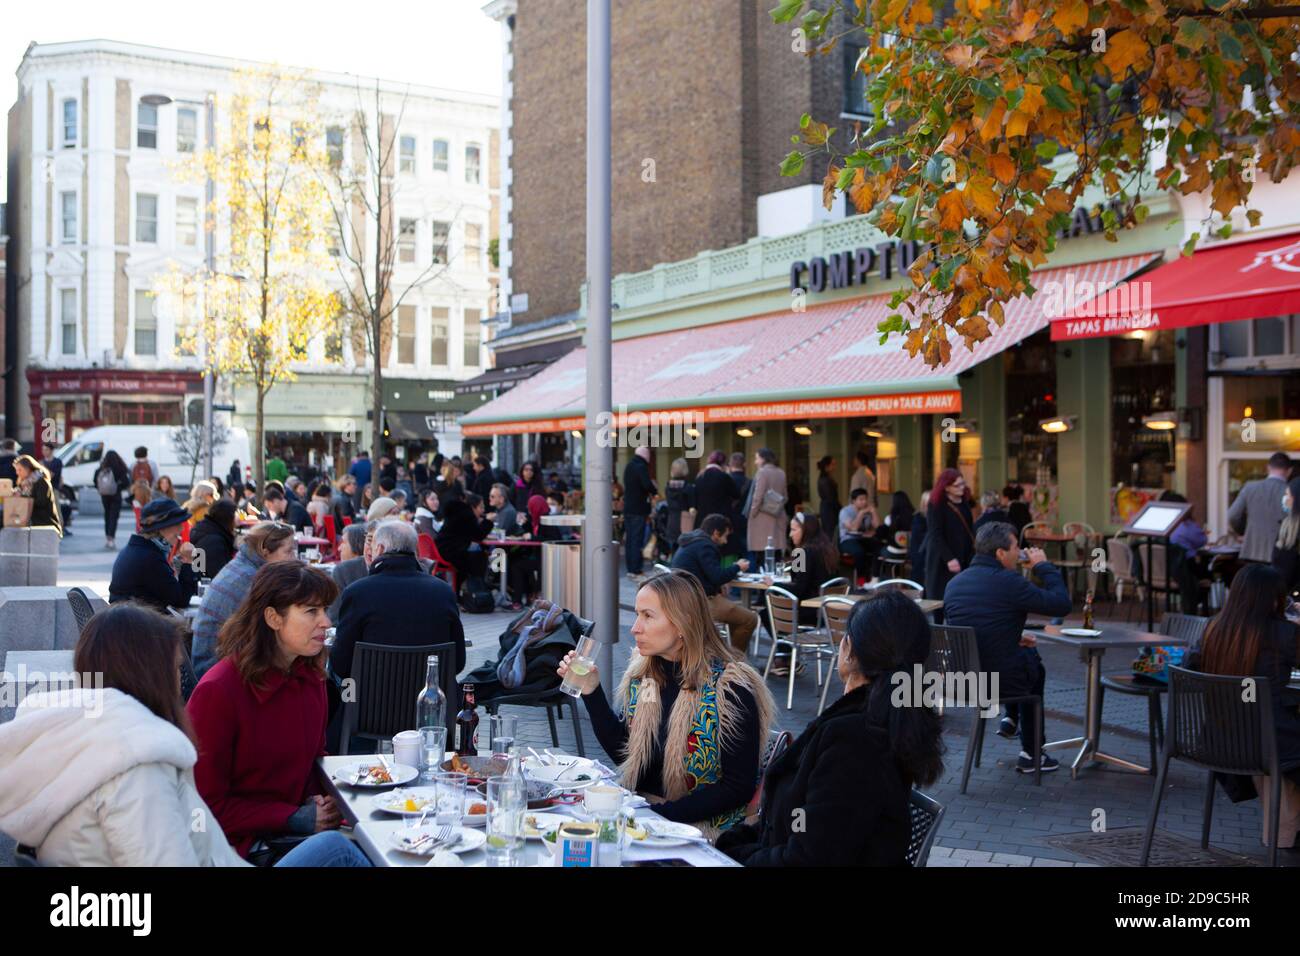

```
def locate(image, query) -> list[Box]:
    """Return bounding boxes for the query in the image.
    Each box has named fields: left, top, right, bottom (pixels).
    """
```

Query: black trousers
left=102, top=494, right=123, bottom=539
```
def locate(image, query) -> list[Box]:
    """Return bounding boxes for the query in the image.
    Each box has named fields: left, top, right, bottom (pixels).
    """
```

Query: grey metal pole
left=202, top=93, right=216, bottom=478
left=584, top=0, right=616, bottom=696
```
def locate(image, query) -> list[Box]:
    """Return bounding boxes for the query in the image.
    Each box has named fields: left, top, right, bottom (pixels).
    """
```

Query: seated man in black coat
left=943, top=521, right=1071, bottom=775
left=262, top=486, right=311, bottom=532
left=671, top=515, right=757, bottom=652
left=330, top=521, right=466, bottom=686
left=436, top=493, right=492, bottom=582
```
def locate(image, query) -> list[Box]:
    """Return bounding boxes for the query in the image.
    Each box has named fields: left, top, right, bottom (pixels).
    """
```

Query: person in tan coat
left=745, top=448, right=789, bottom=562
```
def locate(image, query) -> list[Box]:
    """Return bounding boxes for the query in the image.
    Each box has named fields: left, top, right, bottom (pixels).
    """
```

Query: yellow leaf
left=1004, top=110, right=1031, bottom=139
left=982, top=257, right=1013, bottom=292
left=978, top=100, right=1007, bottom=143
left=990, top=152, right=1016, bottom=184
left=944, top=45, right=980, bottom=70
left=1044, top=188, right=1073, bottom=213
left=989, top=299, right=1005, bottom=326
left=1102, top=30, right=1151, bottom=81
left=937, top=189, right=967, bottom=232
left=964, top=176, right=999, bottom=219
left=966, top=0, right=993, bottom=18
left=823, top=166, right=840, bottom=212
left=1018, top=85, right=1047, bottom=118
left=1009, top=9, right=1041, bottom=44
left=1051, top=0, right=1088, bottom=36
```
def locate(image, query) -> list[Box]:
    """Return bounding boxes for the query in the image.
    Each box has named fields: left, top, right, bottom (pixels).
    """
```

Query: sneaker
left=105, top=540, right=115, bottom=550
left=996, top=716, right=1018, bottom=739
left=1017, top=751, right=1060, bottom=774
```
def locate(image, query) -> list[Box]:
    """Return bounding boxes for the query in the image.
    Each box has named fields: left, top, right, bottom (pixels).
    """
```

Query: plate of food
left=334, top=761, right=418, bottom=788
left=625, top=815, right=703, bottom=847
left=525, top=761, right=601, bottom=791
left=389, top=825, right=485, bottom=857
left=373, top=789, right=438, bottom=816
left=462, top=800, right=488, bottom=827
left=521, top=812, right=570, bottom=840
left=1060, top=627, right=1103, bottom=638
left=441, top=754, right=507, bottom=782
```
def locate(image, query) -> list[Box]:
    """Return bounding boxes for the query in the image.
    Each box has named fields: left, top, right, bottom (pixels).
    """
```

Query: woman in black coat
left=717, top=590, right=944, bottom=866
left=816, top=456, right=841, bottom=541
left=189, top=499, right=238, bottom=580
left=13, top=455, right=64, bottom=537
left=923, top=469, right=975, bottom=600
left=436, top=494, right=491, bottom=580
left=108, top=499, right=199, bottom=612
left=1189, top=564, right=1300, bottom=782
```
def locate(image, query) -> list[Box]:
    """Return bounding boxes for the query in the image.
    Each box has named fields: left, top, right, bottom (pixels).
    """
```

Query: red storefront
left=26, top=369, right=204, bottom=457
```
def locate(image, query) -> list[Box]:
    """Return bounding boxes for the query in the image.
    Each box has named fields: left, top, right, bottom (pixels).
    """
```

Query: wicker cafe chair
left=66, top=587, right=97, bottom=633
left=817, top=597, right=857, bottom=715
left=339, top=642, right=458, bottom=754
left=926, top=624, right=1043, bottom=791
left=907, top=789, right=946, bottom=868
left=1098, top=614, right=1209, bottom=773
left=763, top=586, right=830, bottom=710
left=1141, top=665, right=1283, bottom=867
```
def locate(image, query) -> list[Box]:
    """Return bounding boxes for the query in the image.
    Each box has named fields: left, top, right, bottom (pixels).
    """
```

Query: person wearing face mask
left=1274, top=477, right=1300, bottom=598
left=187, top=561, right=343, bottom=864
left=557, top=570, right=775, bottom=837
left=716, top=590, right=944, bottom=866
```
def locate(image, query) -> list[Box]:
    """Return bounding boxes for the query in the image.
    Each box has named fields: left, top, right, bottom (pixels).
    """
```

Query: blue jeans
left=624, top=513, right=648, bottom=574
left=274, top=831, right=373, bottom=867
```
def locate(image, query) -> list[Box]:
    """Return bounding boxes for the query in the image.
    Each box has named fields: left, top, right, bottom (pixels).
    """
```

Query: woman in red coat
left=187, top=560, right=341, bottom=861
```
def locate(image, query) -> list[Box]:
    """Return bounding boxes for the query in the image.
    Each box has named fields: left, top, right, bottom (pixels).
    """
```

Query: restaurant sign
left=790, top=199, right=1128, bottom=293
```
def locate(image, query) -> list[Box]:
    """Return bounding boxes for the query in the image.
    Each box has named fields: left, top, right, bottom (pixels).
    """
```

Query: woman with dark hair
left=13, top=455, right=63, bottom=536
left=1191, top=564, right=1300, bottom=787
left=1274, top=477, right=1300, bottom=597
left=188, top=561, right=344, bottom=862
left=923, top=468, right=975, bottom=600
left=558, top=570, right=775, bottom=835
left=511, top=460, right=545, bottom=513
left=94, top=449, right=132, bottom=549
left=0, top=603, right=368, bottom=867
left=717, top=589, right=945, bottom=866
left=189, top=498, right=239, bottom=580
left=1003, top=482, right=1032, bottom=535
left=505, top=494, right=554, bottom=606
left=787, top=512, right=837, bottom=631
left=816, top=455, right=841, bottom=540
left=155, top=474, right=177, bottom=501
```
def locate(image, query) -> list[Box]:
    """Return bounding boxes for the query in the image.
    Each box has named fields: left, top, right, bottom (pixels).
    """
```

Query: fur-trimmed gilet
left=615, top=653, right=774, bottom=833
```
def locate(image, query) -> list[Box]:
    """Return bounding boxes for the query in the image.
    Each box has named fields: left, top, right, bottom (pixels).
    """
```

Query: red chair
left=418, top=533, right=459, bottom=594
left=341, top=516, right=353, bottom=527
left=322, top=515, right=338, bottom=562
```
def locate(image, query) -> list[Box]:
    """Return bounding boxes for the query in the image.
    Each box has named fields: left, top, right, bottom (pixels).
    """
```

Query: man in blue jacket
left=944, top=521, right=1071, bottom=774
left=671, top=514, right=757, bottom=651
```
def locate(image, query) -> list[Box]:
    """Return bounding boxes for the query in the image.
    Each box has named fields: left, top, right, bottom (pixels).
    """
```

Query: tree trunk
left=371, top=316, right=384, bottom=475
left=255, top=387, right=266, bottom=493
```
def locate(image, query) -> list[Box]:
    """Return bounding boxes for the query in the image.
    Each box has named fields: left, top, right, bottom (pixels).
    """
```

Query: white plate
left=629, top=818, right=703, bottom=847
left=373, top=788, right=439, bottom=816
left=1060, top=627, right=1103, bottom=638
left=388, top=825, right=485, bottom=857
left=526, top=761, right=601, bottom=790
left=521, top=812, right=570, bottom=840
left=334, top=762, right=418, bottom=788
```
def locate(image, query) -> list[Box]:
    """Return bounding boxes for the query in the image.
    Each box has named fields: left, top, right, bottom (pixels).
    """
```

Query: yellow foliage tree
left=161, top=67, right=338, bottom=488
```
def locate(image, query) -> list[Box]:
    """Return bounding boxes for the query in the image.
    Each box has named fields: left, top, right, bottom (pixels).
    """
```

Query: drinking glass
left=489, top=715, right=517, bottom=758
left=485, top=775, right=525, bottom=866
left=376, top=738, right=395, bottom=769
left=559, top=636, right=599, bottom=698
left=434, top=771, right=467, bottom=827
left=420, top=727, right=447, bottom=782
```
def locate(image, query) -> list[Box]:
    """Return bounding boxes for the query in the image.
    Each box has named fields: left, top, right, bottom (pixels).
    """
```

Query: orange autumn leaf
left=1004, top=109, right=1031, bottom=138
left=1043, top=188, right=1073, bottom=213
left=964, top=175, right=999, bottom=219
left=944, top=44, right=980, bottom=70
left=1051, top=0, right=1089, bottom=35
left=990, top=152, right=1016, bottom=184
left=989, top=300, right=1005, bottom=327
left=823, top=166, right=840, bottom=211
left=937, top=189, right=967, bottom=231
left=1009, top=9, right=1041, bottom=44
left=978, top=100, right=1007, bottom=142
left=1102, top=30, right=1151, bottom=80
left=982, top=257, right=1013, bottom=292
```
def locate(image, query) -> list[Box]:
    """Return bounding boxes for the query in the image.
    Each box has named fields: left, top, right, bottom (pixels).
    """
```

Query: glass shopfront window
left=1110, top=329, right=1177, bottom=489
left=1004, top=330, right=1058, bottom=483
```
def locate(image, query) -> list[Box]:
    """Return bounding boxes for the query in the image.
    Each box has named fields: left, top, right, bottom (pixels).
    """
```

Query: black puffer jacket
left=670, top=529, right=740, bottom=596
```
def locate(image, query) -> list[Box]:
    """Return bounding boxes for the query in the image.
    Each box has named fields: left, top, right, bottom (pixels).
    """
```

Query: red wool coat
left=187, top=657, right=328, bottom=857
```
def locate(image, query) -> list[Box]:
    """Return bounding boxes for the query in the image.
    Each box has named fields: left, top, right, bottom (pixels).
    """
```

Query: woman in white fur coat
left=0, top=603, right=369, bottom=868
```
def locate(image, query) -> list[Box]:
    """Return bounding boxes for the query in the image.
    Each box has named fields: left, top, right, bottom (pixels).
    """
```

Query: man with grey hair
left=944, top=521, right=1071, bottom=775
left=327, top=522, right=369, bottom=623
left=330, top=516, right=465, bottom=690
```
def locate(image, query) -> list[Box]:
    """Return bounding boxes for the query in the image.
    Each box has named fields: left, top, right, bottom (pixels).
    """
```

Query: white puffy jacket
left=0, top=687, right=248, bottom=867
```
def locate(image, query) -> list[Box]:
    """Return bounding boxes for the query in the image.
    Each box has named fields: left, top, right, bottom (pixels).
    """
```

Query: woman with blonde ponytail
left=558, top=570, right=775, bottom=836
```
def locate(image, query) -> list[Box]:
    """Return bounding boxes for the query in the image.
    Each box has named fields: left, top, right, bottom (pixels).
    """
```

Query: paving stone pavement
left=15, top=538, right=1277, bottom=868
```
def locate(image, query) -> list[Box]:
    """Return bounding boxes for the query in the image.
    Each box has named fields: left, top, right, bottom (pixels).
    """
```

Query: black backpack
left=459, top=575, right=496, bottom=613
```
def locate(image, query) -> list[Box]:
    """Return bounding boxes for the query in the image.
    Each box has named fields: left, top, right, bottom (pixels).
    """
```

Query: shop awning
left=461, top=253, right=1156, bottom=437
left=454, top=362, right=552, bottom=395
left=1051, top=232, right=1300, bottom=340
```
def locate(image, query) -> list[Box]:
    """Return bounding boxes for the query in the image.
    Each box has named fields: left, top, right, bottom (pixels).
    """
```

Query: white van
left=55, top=425, right=253, bottom=495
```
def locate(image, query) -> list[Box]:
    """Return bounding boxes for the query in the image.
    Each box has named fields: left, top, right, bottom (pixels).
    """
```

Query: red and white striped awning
left=461, top=253, right=1157, bottom=436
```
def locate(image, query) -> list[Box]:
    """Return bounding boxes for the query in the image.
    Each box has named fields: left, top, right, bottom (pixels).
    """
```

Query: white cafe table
left=317, top=754, right=740, bottom=868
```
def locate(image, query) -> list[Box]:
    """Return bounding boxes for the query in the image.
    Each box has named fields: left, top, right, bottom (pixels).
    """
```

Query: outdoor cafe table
left=1023, top=528, right=1076, bottom=564
left=317, top=754, right=740, bottom=867
left=1027, top=622, right=1185, bottom=778
left=800, top=593, right=943, bottom=617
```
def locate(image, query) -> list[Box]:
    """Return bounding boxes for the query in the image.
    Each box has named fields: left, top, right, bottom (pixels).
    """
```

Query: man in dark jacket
left=621, top=446, right=657, bottom=577
left=943, top=521, right=1071, bottom=774
left=436, top=493, right=492, bottom=581
left=330, top=521, right=466, bottom=684
left=0, top=439, right=20, bottom=484
left=470, top=456, right=496, bottom=500
left=694, top=452, right=739, bottom=557
left=671, top=516, right=756, bottom=651
left=261, top=487, right=310, bottom=532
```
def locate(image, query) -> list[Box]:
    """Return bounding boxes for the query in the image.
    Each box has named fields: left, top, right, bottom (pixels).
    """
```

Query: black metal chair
left=1141, top=664, right=1283, bottom=867
left=927, top=624, right=1043, bottom=791
left=1098, top=613, right=1209, bottom=773
left=339, top=642, right=458, bottom=755
left=66, top=586, right=97, bottom=633
left=907, top=788, right=946, bottom=868
left=482, top=691, right=586, bottom=757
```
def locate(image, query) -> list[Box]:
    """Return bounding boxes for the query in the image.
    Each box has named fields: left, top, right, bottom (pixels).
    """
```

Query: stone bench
left=0, top=527, right=61, bottom=586
left=1, top=649, right=79, bottom=724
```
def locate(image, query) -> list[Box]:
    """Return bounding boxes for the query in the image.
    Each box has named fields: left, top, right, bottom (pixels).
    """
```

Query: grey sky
left=2, top=0, right=502, bottom=201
